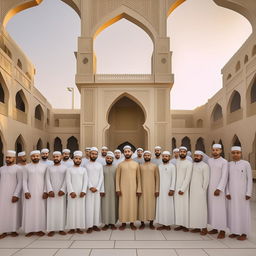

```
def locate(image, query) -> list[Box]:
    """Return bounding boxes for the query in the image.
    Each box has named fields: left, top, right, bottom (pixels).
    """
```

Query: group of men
left=0, top=143, right=253, bottom=241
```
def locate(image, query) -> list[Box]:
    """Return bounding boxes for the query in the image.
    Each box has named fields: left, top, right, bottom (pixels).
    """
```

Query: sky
left=6, top=0, right=252, bottom=110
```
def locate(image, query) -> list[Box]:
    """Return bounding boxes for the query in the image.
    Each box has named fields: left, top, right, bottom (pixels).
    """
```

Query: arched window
left=15, top=90, right=26, bottom=112
left=212, top=104, right=223, bottom=121
left=0, top=83, right=4, bottom=103
left=35, top=104, right=43, bottom=120
left=17, top=59, right=23, bottom=70
left=196, top=119, right=203, bottom=128
left=195, top=137, right=206, bottom=152
left=181, top=136, right=191, bottom=151
left=232, top=135, right=241, bottom=147
left=36, top=138, right=43, bottom=150
left=15, top=135, right=25, bottom=154
left=250, top=77, right=256, bottom=103
left=227, top=74, right=232, bottom=80
left=172, top=137, right=177, bottom=151
left=252, top=45, right=256, bottom=57
left=3, top=45, right=12, bottom=59
left=235, top=61, right=241, bottom=72
left=67, top=136, right=79, bottom=155
left=244, top=54, right=249, bottom=64
left=54, top=137, right=62, bottom=152
left=230, top=91, right=241, bottom=113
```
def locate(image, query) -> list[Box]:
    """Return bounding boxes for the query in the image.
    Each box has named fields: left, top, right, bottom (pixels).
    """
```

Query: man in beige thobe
left=116, top=145, right=141, bottom=230
left=138, top=151, right=159, bottom=230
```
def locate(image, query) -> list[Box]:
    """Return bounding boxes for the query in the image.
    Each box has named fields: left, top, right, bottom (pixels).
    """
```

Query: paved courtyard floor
left=0, top=202, right=255, bottom=256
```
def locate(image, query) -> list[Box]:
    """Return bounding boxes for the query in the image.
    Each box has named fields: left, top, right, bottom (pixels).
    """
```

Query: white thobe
left=0, top=165, right=22, bottom=233
left=97, top=156, right=106, bottom=166
left=151, top=158, right=162, bottom=166
left=207, top=157, right=228, bottom=230
left=170, top=157, right=178, bottom=166
left=155, top=163, right=176, bottom=226
left=85, top=161, right=104, bottom=228
left=133, top=157, right=144, bottom=165
left=189, top=161, right=210, bottom=228
left=113, top=157, right=123, bottom=166
left=61, top=159, right=73, bottom=168
left=81, top=157, right=90, bottom=167
left=22, top=163, right=47, bottom=233
left=46, top=164, right=67, bottom=231
left=66, top=166, right=88, bottom=229
left=174, top=159, right=193, bottom=227
left=40, top=159, right=53, bottom=166
left=227, top=160, right=253, bottom=235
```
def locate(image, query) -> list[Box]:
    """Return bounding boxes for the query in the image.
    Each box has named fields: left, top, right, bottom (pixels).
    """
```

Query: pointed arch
left=181, top=136, right=191, bottom=151
left=35, top=104, right=44, bottom=121
left=54, top=137, right=62, bottom=152
left=246, top=73, right=256, bottom=116
left=36, top=138, right=43, bottom=150
left=15, top=134, right=26, bottom=154
left=252, top=45, right=256, bottom=57
left=167, top=0, right=186, bottom=16
left=92, top=5, right=157, bottom=42
left=211, top=103, right=223, bottom=122
left=244, top=54, right=249, bottom=64
left=228, top=90, right=241, bottom=113
left=235, top=61, right=241, bottom=72
left=106, top=92, right=147, bottom=122
left=0, top=72, right=9, bottom=115
left=232, top=134, right=241, bottom=147
left=172, top=137, right=177, bottom=151
left=67, top=136, right=79, bottom=154
left=15, top=89, right=28, bottom=113
left=195, top=137, right=206, bottom=153
left=196, top=119, right=203, bottom=128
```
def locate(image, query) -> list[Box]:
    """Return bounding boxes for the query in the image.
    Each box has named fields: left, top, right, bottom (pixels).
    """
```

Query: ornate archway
left=106, top=96, right=148, bottom=151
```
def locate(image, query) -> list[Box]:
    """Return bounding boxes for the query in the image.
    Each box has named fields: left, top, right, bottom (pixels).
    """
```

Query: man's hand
left=12, top=196, right=19, bottom=203
left=25, top=192, right=31, bottom=199
left=58, top=190, right=65, bottom=197
left=100, top=192, right=105, bottom=197
left=226, top=194, right=231, bottom=200
left=42, top=192, right=48, bottom=199
left=48, top=191, right=55, bottom=198
left=116, top=191, right=121, bottom=197
left=80, top=192, right=86, bottom=198
left=136, top=192, right=142, bottom=197
left=155, top=192, right=159, bottom=197
left=178, top=190, right=184, bottom=195
left=70, top=192, right=77, bottom=198
left=214, top=189, right=220, bottom=196
left=246, top=195, right=251, bottom=200
left=90, top=187, right=97, bottom=193
left=168, top=190, right=174, bottom=196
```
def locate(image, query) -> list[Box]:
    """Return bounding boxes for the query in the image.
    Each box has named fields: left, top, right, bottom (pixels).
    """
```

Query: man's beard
left=74, top=161, right=81, bottom=166
left=162, top=159, right=169, bottom=163
left=63, top=156, right=69, bottom=161
left=155, top=153, right=161, bottom=157
left=106, top=161, right=113, bottom=165
left=32, top=159, right=40, bottom=163
left=21, top=159, right=26, bottom=162
left=102, top=153, right=107, bottom=157
left=180, top=154, right=186, bottom=159
left=54, top=160, right=61, bottom=164
left=125, top=154, right=132, bottom=159
left=42, top=156, right=48, bottom=160
left=194, top=158, right=201, bottom=162
left=144, top=158, right=151, bottom=162
left=90, top=157, right=97, bottom=162
left=115, top=156, right=120, bottom=160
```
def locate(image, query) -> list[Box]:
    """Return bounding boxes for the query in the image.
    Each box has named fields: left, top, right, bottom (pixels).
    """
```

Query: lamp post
left=67, top=87, right=75, bottom=109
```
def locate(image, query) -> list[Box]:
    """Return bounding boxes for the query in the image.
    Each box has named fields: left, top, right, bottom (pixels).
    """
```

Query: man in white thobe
left=0, top=151, right=22, bottom=239
left=17, top=151, right=27, bottom=166
left=226, top=146, right=253, bottom=241
left=174, top=146, right=193, bottom=232
left=84, top=147, right=104, bottom=233
left=46, top=151, right=67, bottom=236
left=40, top=148, right=53, bottom=166
left=170, top=148, right=179, bottom=165
left=113, top=149, right=124, bottom=166
left=61, top=149, right=73, bottom=168
left=66, top=151, right=88, bottom=234
left=133, top=148, right=145, bottom=164
left=22, top=150, right=48, bottom=237
left=207, top=144, right=228, bottom=239
left=189, top=151, right=209, bottom=235
left=96, top=146, right=108, bottom=165
left=155, top=151, right=176, bottom=230
left=82, top=147, right=91, bottom=167
left=151, top=146, right=162, bottom=166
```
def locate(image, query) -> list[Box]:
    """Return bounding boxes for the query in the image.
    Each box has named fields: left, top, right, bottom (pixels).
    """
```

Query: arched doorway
left=117, top=141, right=136, bottom=153
left=67, top=136, right=79, bottom=155
left=181, top=136, right=191, bottom=151
left=36, top=138, right=43, bottom=150
left=15, top=134, right=25, bottom=154
left=54, top=137, right=62, bottom=152
left=195, top=137, right=206, bottom=152
left=106, top=96, right=147, bottom=151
